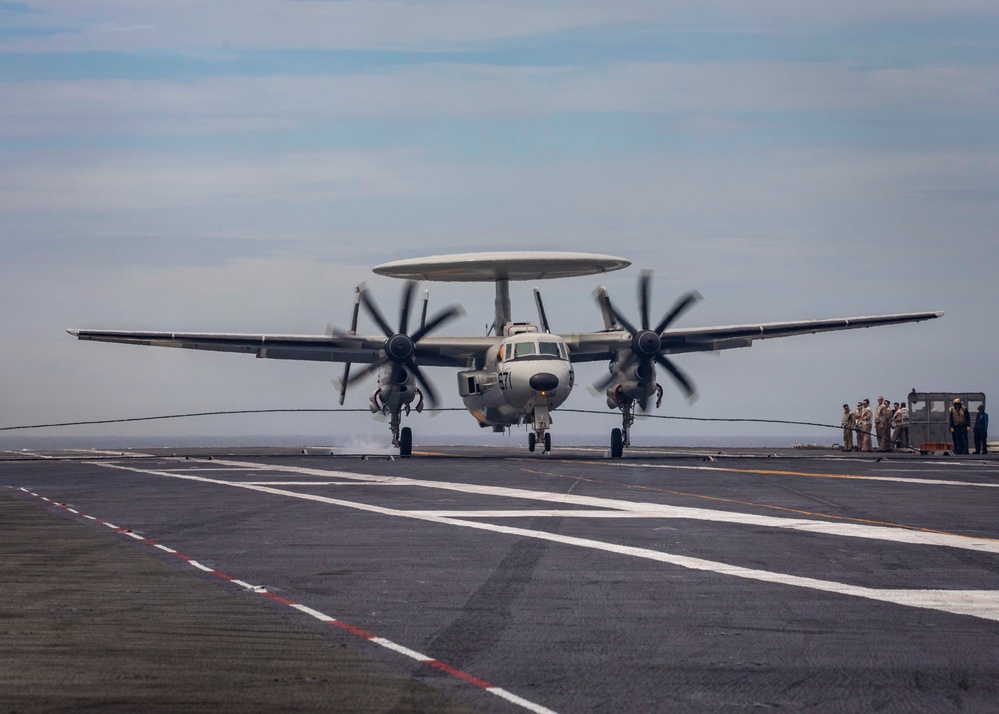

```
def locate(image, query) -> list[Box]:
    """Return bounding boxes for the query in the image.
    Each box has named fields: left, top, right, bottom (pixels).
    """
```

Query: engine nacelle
left=370, top=364, right=418, bottom=413
left=605, top=358, right=657, bottom=407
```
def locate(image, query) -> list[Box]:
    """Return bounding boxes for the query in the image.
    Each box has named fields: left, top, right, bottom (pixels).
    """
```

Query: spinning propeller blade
left=593, top=272, right=701, bottom=403
left=344, top=281, right=463, bottom=410
left=336, top=287, right=361, bottom=405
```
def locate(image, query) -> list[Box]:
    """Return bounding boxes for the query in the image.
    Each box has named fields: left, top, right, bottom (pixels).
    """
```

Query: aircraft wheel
left=528, top=432, right=536, bottom=452
left=544, top=432, right=552, bottom=453
left=399, top=427, right=413, bottom=458
left=610, top=428, right=624, bottom=458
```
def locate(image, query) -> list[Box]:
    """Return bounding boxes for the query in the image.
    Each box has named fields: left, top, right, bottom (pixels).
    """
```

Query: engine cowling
left=370, top=364, right=418, bottom=413
left=605, top=358, right=657, bottom=408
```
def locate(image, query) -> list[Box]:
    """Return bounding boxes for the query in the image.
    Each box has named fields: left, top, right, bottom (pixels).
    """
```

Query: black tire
left=399, top=427, right=413, bottom=458
left=610, top=428, right=624, bottom=458
left=544, top=432, right=552, bottom=453
left=528, top=432, right=536, bottom=452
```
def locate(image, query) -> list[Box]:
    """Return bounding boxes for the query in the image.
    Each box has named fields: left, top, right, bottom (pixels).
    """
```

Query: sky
left=1, top=1, right=997, bottom=447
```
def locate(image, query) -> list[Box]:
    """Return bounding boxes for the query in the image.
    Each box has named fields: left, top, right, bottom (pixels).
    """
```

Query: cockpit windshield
left=513, top=342, right=537, bottom=359
left=505, top=339, right=568, bottom=361
left=538, top=341, right=560, bottom=357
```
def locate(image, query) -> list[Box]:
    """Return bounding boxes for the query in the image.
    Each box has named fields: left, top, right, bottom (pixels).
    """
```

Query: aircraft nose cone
left=530, top=372, right=559, bottom=392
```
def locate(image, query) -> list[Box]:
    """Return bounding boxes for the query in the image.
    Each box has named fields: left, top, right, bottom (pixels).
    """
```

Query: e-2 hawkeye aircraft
left=68, top=251, right=942, bottom=457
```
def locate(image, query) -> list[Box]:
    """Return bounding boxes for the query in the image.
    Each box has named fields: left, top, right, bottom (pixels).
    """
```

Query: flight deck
left=2, top=445, right=998, bottom=712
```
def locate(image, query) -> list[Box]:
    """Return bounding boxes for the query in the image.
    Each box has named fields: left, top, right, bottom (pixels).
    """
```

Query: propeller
left=594, top=270, right=701, bottom=406
left=344, top=281, right=463, bottom=409
left=333, top=287, right=361, bottom=405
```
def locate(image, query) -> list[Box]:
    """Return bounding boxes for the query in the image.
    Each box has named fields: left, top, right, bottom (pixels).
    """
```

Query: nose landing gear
left=528, top=405, right=552, bottom=453
left=528, top=430, right=552, bottom=453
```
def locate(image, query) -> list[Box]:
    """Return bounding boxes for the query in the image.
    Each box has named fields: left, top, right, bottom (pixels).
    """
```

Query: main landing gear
left=608, top=393, right=635, bottom=459
left=609, top=413, right=630, bottom=458
left=610, top=427, right=624, bottom=459
left=388, top=409, right=414, bottom=458
left=399, top=426, right=412, bottom=458
left=374, top=387, right=426, bottom=458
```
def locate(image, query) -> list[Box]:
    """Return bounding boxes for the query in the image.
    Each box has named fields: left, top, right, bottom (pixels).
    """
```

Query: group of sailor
left=841, top=396, right=908, bottom=452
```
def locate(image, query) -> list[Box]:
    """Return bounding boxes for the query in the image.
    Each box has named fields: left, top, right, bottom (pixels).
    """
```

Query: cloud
left=0, top=148, right=437, bottom=212
left=3, top=61, right=999, bottom=141
left=0, top=2, right=996, bottom=443
left=5, top=2, right=999, bottom=54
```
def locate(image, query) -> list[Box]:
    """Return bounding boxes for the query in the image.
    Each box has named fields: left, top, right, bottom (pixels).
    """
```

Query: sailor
left=874, top=396, right=892, bottom=451
left=950, top=398, right=971, bottom=454
left=974, top=404, right=989, bottom=455
left=841, top=403, right=856, bottom=451
left=858, top=399, right=874, bottom=452
left=891, top=401, right=909, bottom=450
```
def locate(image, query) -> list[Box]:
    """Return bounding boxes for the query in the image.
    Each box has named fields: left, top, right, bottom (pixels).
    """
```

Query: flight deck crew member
left=974, top=404, right=989, bottom=455
left=950, top=398, right=971, bottom=454
left=841, top=403, right=856, bottom=451
left=891, top=402, right=909, bottom=450
left=875, top=396, right=891, bottom=451
left=858, top=399, right=874, bottom=452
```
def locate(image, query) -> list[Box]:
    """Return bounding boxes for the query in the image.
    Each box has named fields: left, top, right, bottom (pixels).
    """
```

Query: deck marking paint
left=587, top=459, right=999, bottom=489
left=522, top=467, right=989, bottom=541
left=15, top=487, right=557, bottom=714
left=119, top=458, right=999, bottom=553
left=88, top=462, right=999, bottom=623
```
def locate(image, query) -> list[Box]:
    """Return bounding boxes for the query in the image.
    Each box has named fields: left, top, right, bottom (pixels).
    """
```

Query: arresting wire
left=0, top=408, right=847, bottom=434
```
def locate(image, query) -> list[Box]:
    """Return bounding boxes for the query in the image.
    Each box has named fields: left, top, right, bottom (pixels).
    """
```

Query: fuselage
left=458, top=324, right=574, bottom=428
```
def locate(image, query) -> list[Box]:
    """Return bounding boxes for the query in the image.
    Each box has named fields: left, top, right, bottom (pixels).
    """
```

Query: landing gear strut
left=609, top=400, right=635, bottom=458
left=389, top=409, right=414, bottom=457
left=528, top=405, right=552, bottom=453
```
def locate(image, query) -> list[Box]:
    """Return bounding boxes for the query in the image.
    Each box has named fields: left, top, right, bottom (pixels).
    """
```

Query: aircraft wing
left=562, top=311, right=944, bottom=363
left=66, top=329, right=496, bottom=368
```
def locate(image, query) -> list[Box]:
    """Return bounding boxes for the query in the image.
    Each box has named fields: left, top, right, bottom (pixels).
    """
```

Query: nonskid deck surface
left=3, top=445, right=999, bottom=713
